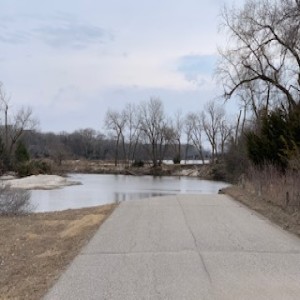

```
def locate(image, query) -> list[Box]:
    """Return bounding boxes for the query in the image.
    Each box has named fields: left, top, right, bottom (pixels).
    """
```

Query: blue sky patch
left=177, top=54, right=218, bottom=84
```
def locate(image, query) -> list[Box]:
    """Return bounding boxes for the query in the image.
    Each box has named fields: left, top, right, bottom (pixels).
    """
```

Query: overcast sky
left=0, top=0, right=243, bottom=133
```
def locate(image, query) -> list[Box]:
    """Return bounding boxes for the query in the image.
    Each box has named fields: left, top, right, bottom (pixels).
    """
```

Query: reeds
left=243, top=164, right=300, bottom=210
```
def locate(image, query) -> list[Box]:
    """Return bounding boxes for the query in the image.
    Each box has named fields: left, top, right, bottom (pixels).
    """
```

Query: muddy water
left=30, top=174, right=230, bottom=212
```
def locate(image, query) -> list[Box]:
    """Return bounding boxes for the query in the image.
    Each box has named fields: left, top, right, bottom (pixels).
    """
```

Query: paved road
left=45, top=194, right=300, bottom=300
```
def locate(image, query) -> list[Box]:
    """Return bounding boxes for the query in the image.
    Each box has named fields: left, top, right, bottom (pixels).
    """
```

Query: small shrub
left=132, top=160, right=144, bottom=167
left=173, top=155, right=181, bottom=164
left=15, top=141, right=30, bottom=163
left=16, top=160, right=52, bottom=177
left=0, top=186, right=32, bottom=215
left=211, top=163, right=227, bottom=181
left=16, top=163, right=30, bottom=177
left=33, top=160, right=52, bottom=174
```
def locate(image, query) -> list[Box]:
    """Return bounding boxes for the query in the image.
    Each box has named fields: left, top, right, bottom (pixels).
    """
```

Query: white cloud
left=0, top=0, right=243, bottom=132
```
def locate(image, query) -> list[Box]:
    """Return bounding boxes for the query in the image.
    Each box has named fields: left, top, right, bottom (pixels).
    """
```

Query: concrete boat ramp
left=45, top=194, right=300, bottom=300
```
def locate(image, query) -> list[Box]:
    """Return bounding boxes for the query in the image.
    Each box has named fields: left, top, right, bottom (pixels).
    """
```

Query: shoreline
left=0, top=161, right=222, bottom=191
left=1, top=174, right=81, bottom=190
left=58, top=160, right=217, bottom=179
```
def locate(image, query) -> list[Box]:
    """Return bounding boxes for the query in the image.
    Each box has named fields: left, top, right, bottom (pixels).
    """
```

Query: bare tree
left=8, top=107, right=38, bottom=155
left=184, top=113, right=193, bottom=163
left=172, top=110, right=184, bottom=162
left=218, top=0, right=300, bottom=111
left=0, top=83, right=38, bottom=166
left=105, top=109, right=127, bottom=166
left=0, top=82, right=10, bottom=147
left=158, top=120, right=175, bottom=165
left=202, top=100, right=225, bottom=163
left=185, top=112, right=205, bottom=163
left=123, top=103, right=141, bottom=164
left=71, top=128, right=97, bottom=159
left=49, top=135, right=70, bottom=165
left=139, top=98, right=167, bottom=167
left=219, top=119, right=232, bottom=157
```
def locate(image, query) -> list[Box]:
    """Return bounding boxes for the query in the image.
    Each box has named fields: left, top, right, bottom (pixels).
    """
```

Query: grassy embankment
left=0, top=204, right=116, bottom=300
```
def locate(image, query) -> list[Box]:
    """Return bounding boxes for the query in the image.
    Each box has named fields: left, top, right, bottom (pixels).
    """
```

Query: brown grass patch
left=60, top=214, right=105, bottom=238
left=0, top=204, right=116, bottom=300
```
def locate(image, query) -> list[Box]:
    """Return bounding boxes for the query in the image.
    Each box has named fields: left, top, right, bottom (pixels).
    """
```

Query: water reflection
left=30, top=174, right=229, bottom=212
left=113, top=192, right=172, bottom=204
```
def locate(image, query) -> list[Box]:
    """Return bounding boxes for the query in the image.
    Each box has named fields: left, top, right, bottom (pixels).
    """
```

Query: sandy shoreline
left=1, top=174, right=81, bottom=190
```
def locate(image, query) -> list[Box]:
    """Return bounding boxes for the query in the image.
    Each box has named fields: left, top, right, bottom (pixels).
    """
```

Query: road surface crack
left=176, top=196, right=212, bottom=284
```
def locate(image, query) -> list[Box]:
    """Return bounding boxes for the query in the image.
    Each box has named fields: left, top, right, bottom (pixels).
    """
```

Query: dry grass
left=0, top=204, right=116, bottom=300
left=244, top=165, right=300, bottom=209
left=224, top=165, right=300, bottom=237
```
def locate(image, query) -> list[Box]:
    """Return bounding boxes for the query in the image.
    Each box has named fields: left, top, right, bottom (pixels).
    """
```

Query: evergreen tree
left=246, top=104, right=300, bottom=171
left=15, top=141, right=30, bottom=164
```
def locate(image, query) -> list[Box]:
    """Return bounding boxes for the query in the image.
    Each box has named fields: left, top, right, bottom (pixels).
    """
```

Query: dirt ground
left=223, top=185, right=300, bottom=238
left=0, top=204, right=116, bottom=300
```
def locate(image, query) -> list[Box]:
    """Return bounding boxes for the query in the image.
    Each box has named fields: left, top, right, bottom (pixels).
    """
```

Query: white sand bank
left=2, top=175, right=81, bottom=190
left=173, top=169, right=199, bottom=177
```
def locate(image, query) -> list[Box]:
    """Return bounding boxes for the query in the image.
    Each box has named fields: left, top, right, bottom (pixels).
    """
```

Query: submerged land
left=1, top=162, right=300, bottom=298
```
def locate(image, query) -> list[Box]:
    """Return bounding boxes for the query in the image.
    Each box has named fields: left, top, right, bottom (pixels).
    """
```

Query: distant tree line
left=104, top=98, right=233, bottom=166
left=21, top=97, right=232, bottom=168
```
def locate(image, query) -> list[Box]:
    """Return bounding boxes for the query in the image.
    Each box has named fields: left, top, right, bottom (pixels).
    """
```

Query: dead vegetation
left=59, top=159, right=215, bottom=178
left=242, top=165, right=300, bottom=209
left=0, top=186, right=32, bottom=215
left=0, top=204, right=115, bottom=299
left=223, top=165, right=300, bottom=238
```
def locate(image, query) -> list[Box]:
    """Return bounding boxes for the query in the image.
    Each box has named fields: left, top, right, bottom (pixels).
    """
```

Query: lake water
left=30, top=174, right=230, bottom=212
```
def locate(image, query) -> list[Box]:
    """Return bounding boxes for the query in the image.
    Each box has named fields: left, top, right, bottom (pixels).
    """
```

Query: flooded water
left=30, top=174, right=230, bottom=212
